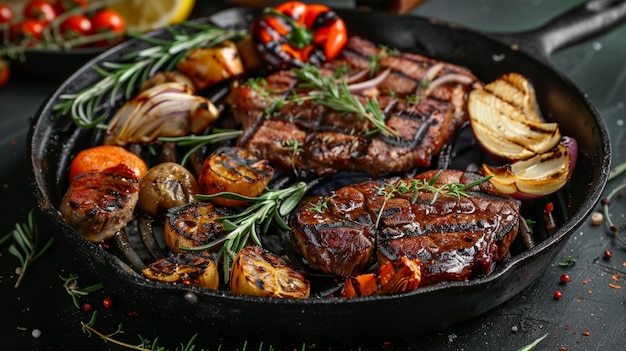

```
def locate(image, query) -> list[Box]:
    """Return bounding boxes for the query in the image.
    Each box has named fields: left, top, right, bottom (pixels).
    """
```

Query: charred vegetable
left=138, top=162, right=199, bottom=217
left=481, top=137, right=577, bottom=199
left=197, top=146, right=275, bottom=207
left=142, top=252, right=220, bottom=290
left=177, top=40, right=245, bottom=91
left=468, top=73, right=562, bottom=161
left=251, top=1, right=347, bottom=68
left=69, top=144, right=147, bottom=183
left=342, top=257, right=421, bottom=297
left=104, top=82, right=220, bottom=146
left=163, top=202, right=232, bottom=253
left=230, top=245, right=310, bottom=298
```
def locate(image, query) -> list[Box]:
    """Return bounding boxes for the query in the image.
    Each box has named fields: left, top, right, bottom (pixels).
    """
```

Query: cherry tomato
left=69, top=145, right=148, bottom=183
left=0, top=58, right=10, bottom=88
left=90, top=8, right=125, bottom=46
left=9, top=19, right=46, bottom=44
left=91, top=8, right=125, bottom=34
left=54, top=0, right=88, bottom=13
left=60, top=14, right=92, bottom=39
left=0, top=3, right=14, bottom=23
left=24, top=0, right=58, bottom=23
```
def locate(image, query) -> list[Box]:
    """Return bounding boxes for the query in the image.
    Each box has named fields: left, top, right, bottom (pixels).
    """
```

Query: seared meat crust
left=290, top=170, right=521, bottom=286
left=227, top=37, right=478, bottom=176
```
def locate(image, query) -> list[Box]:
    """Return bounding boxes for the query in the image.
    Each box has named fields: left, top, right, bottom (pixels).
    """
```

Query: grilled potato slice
left=230, top=245, right=310, bottom=299
left=198, top=146, right=274, bottom=207
left=142, top=252, right=219, bottom=290
left=164, top=202, right=231, bottom=253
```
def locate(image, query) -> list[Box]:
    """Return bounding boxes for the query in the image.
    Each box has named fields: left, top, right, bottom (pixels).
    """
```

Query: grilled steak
left=60, top=164, right=140, bottom=243
left=227, top=37, right=479, bottom=176
left=290, top=169, right=521, bottom=286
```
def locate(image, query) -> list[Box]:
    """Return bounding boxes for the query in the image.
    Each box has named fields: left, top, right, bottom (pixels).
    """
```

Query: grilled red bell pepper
left=251, top=1, right=348, bottom=68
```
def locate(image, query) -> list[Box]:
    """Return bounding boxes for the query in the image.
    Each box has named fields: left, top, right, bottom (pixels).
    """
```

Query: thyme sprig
left=293, top=65, right=398, bottom=137
left=374, top=170, right=493, bottom=228
left=60, top=274, right=104, bottom=308
left=2, top=209, right=54, bottom=288
left=158, top=129, right=243, bottom=166
left=53, top=22, right=247, bottom=129
left=186, top=182, right=307, bottom=281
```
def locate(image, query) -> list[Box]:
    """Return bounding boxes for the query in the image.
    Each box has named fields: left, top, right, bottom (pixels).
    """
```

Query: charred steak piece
left=290, top=169, right=521, bottom=286
left=227, top=37, right=479, bottom=176
left=60, top=164, right=140, bottom=243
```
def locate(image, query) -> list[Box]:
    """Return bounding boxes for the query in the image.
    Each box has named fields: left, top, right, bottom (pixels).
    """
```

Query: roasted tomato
left=198, top=146, right=274, bottom=207
left=251, top=1, right=348, bottom=68
left=142, top=252, right=219, bottom=290
left=54, top=0, right=88, bottom=12
left=138, top=162, right=199, bottom=218
left=230, top=245, right=310, bottom=298
left=69, top=145, right=147, bottom=183
left=24, top=0, right=57, bottom=23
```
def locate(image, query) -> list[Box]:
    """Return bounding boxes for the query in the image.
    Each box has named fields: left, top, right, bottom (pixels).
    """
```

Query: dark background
left=1, top=1, right=624, bottom=350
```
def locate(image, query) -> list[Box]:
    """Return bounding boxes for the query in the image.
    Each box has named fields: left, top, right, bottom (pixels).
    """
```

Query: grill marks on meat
left=60, top=164, right=140, bottom=243
left=227, top=37, right=478, bottom=176
left=290, top=170, right=521, bottom=286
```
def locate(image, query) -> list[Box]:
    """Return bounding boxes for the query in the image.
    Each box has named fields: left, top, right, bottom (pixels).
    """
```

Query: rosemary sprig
left=293, top=65, right=398, bottom=137
left=187, top=182, right=307, bottom=281
left=3, top=209, right=54, bottom=288
left=158, top=129, right=243, bottom=166
left=52, top=22, right=247, bottom=129
left=60, top=274, right=104, bottom=308
left=374, top=170, right=493, bottom=228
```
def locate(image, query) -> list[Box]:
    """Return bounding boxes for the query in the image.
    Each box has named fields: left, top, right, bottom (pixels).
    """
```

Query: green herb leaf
left=517, top=333, right=548, bottom=351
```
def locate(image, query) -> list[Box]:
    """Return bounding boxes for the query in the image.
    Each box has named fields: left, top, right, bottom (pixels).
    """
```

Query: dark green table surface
left=1, top=1, right=624, bottom=350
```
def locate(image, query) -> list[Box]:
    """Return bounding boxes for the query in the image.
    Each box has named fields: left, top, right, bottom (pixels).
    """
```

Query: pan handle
left=492, top=0, right=626, bottom=60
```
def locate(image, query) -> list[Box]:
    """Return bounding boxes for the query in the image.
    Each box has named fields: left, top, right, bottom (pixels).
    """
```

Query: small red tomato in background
left=0, top=3, right=14, bottom=23
left=24, top=0, right=58, bottom=23
left=54, top=0, right=88, bottom=13
left=60, top=14, right=92, bottom=39
left=0, top=58, right=10, bottom=88
left=9, top=19, right=46, bottom=44
left=90, top=8, right=125, bottom=46
left=91, top=8, right=125, bottom=34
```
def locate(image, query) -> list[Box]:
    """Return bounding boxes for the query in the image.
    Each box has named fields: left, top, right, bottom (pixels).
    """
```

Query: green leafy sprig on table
left=52, top=22, right=247, bottom=129
left=1, top=209, right=54, bottom=288
left=603, top=161, right=626, bottom=245
left=60, top=274, right=104, bottom=308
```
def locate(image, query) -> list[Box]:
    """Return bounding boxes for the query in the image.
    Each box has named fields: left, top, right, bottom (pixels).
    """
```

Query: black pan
left=27, top=0, right=621, bottom=346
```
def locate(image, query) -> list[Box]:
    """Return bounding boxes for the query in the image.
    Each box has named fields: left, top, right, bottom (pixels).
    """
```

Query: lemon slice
left=110, top=0, right=196, bottom=32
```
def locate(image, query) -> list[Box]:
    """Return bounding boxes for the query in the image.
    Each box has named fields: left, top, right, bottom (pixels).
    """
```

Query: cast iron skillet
left=28, top=0, right=621, bottom=345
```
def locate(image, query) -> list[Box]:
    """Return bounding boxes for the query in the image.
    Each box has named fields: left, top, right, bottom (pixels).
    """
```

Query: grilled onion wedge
left=230, top=245, right=310, bottom=299
left=468, top=72, right=561, bottom=161
left=198, top=146, right=274, bottom=207
left=142, top=252, right=219, bottom=290
left=177, top=40, right=245, bottom=91
left=164, top=202, right=232, bottom=253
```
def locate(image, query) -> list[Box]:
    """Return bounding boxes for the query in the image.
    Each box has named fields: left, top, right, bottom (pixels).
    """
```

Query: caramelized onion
left=347, top=69, right=391, bottom=95
left=481, top=137, right=577, bottom=199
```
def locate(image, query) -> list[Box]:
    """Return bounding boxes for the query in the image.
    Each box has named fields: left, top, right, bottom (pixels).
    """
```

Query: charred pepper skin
left=251, top=1, right=348, bottom=68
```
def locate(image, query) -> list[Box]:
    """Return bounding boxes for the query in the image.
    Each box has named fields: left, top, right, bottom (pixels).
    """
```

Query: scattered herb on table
left=516, top=333, right=548, bottom=351
left=2, top=209, right=54, bottom=288
left=602, top=161, right=626, bottom=245
left=60, top=274, right=104, bottom=308
left=557, top=255, right=576, bottom=267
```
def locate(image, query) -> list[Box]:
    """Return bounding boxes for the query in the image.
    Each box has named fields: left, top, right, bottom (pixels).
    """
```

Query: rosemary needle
left=53, top=22, right=247, bottom=129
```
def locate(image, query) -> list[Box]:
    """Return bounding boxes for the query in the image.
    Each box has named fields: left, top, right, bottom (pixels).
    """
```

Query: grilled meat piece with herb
left=290, top=169, right=521, bottom=286
left=59, top=164, right=140, bottom=243
left=227, top=37, right=478, bottom=176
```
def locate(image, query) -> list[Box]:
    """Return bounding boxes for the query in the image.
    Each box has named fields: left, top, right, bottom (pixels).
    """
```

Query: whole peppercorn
left=553, top=291, right=563, bottom=300
left=604, top=250, right=613, bottom=259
